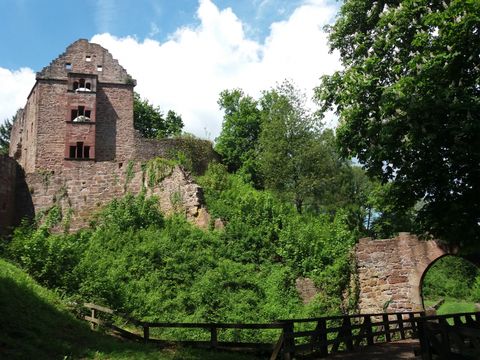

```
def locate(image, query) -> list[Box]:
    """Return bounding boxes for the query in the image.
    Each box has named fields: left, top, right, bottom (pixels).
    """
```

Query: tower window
left=71, top=106, right=92, bottom=122
left=85, top=82, right=91, bottom=90
left=65, top=63, right=72, bottom=70
left=73, top=81, right=79, bottom=90
left=97, top=65, right=103, bottom=72
left=71, top=109, right=78, bottom=121
left=86, top=55, right=91, bottom=62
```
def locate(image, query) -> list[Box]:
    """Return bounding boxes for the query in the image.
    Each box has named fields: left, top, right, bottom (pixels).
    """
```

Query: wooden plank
left=84, top=302, right=115, bottom=314
left=85, top=315, right=103, bottom=325
left=144, top=321, right=284, bottom=329
left=269, top=333, right=284, bottom=360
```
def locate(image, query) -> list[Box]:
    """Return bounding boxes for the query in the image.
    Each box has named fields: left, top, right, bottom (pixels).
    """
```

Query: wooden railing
left=83, top=303, right=480, bottom=359
left=276, top=311, right=426, bottom=359
left=416, top=312, right=480, bottom=360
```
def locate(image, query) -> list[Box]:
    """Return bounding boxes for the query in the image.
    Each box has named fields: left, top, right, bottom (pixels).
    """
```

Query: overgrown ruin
left=1, top=39, right=216, bottom=234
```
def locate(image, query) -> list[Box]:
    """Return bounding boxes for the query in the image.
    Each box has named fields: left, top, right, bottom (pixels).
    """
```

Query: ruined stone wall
left=25, top=161, right=209, bottom=232
left=0, top=156, right=17, bottom=235
left=135, top=135, right=219, bottom=175
left=35, top=81, right=69, bottom=171
left=9, top=92, right=38, bottom=173
left=355, top=233, right=451, bottom=313
left=96, top=85, right=135, bottom=162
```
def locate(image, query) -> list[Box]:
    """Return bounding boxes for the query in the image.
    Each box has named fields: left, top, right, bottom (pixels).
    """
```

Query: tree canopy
left=216, top=81, right=373, bottom=231
left=133, top=92, right=184, bottom=139
left=316, top=0, right=480, bottom=247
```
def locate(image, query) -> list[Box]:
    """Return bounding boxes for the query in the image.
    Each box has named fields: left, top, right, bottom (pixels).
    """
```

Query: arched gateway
left=355, top=232, right=456, bottom=313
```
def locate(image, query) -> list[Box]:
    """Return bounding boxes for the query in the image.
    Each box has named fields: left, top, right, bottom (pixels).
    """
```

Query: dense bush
left=5, top=165, right=358, bottom=341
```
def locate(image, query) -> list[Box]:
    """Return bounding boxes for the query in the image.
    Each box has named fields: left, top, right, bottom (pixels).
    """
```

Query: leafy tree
left=316, top=0, right=480, bottom=246
left=258, top=81, right=322, bottom=212
left=133, top=92, right=184, bottom=139
left=215, top=89, right=262, bottom=185
left=0, top=118, right=13, bottom=155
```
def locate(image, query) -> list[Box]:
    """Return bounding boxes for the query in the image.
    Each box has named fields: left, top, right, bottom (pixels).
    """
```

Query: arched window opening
left=421, top=255, right=480, bottom=315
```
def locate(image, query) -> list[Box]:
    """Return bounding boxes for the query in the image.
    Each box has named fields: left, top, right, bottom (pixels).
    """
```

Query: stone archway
left=355, top=232, right=456, bottom=313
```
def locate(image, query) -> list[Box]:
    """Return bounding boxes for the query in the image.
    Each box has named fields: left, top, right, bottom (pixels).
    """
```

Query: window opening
left=65, top=63, right=72, bottom=70
left=71, top=106, right=91, bottom=122
left=84, top=146, right=90, bottom=159
left=76, top=142, right=84, bottom=159
left=85, top=82, right=91, bottom=90
left=86, top=55, right=91, bottom=62
left=71, top=109, right=78, bottom=121
left=73, top=81, right=79, bottom=90
left=79, top=79, right=85, bottom=88
left=69, top=146, right=76, bottom=158
left=97, top=65, right=103, bottom=72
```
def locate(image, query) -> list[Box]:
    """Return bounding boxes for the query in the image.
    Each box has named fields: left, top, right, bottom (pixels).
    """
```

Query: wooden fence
left=416, top=312, right=480, bottom=360
left=83, top=303, right=480, bottom=359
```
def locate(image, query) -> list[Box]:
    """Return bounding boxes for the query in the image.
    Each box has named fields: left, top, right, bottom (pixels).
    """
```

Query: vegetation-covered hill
left=0, top=257, right=261, bottom=359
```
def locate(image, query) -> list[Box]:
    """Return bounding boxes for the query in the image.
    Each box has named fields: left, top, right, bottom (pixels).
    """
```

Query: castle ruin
left=1, top=39, right=216, bottom=234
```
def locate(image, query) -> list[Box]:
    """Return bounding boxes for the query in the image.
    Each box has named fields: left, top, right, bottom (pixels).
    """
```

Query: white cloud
left=0, top=0, right=340, bottom=136
left=0, top=67, right=35, bottom=123
left=91, top=0, right=341, bottom=139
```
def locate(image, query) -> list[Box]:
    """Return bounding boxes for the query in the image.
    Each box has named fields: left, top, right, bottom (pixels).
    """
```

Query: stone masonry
left=1, top=39, right=216, bottom=234
left=355, top=232, right=455, bottom=313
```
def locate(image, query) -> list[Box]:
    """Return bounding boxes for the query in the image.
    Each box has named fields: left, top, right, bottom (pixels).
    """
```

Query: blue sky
left=0, top=0, right=341, bottom=137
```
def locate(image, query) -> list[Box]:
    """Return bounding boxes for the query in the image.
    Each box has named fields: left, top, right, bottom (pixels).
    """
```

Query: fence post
left=365, top=315, right=374, bottom=345
left=409, top=313, right=418, bottom=336
left=282, top=321, right=295, bottom=360
left=416, top=319, right=431, bottom=360
left=344, top=317, right=354, bottom=351
left=382, top=314, right=391, bottom=342
left=397, top=313, right=406, bottom=340
left=210, top=326, right=218, bottom=349
left=318, top=318, right=328, bottom=357
left=143, top=324, right=149, bottom=344
left=91, top=307, right=96, bottom=330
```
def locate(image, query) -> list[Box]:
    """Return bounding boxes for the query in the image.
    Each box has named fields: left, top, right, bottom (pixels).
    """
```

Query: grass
left=0, top=258, right=262, bottom=359
left=423, top=297, right=477, bottom=315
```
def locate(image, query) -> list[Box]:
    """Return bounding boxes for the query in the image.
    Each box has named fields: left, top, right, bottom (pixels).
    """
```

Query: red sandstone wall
left=0, top=156, right=17, bottom=235
left=355, top=233, right=450, bottom=313
left=35, top=81, right=69, bottom=171
left=96, top=85, right=135, bottom=162
left=26, top=161, right=209, bottom=232
left=37, top=39, right=133, bottom=85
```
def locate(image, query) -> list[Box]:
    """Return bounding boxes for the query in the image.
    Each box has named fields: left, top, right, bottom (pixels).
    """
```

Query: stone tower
left=9, top=39, right=136, bottom=173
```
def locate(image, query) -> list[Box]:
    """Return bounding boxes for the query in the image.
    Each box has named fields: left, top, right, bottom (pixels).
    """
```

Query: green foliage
left=215, top=89, right=262, bottom=184
left=91, top=193, right=164, bottom=231
left=422, top=256, right=480, bottom=301
left=0, top=258, right=261, bottom=359
left=6, top=174, right=358, bottom=343
left=316, top=0, right=480, bottom=246
left=199, top=163, right=357, bottom=313
left=6, top=207, right=86, bottom=292
left=167, top=133, right=217, bottom=175
left=143, top=157, right=176, bottom=188
left=216, top=81, right=371, bottom=220
left=134, top=92, right=184, bottom=139
left=0, top=117, right=13, bottom=155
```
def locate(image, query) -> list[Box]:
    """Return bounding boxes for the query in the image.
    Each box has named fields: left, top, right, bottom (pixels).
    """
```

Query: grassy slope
left=0, top=258, right=260, bottom=360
